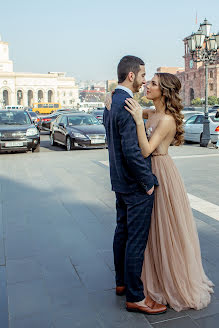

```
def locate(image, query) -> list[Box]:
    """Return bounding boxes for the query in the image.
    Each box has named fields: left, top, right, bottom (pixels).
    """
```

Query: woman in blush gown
left=123, top=72, right=214, bottom=312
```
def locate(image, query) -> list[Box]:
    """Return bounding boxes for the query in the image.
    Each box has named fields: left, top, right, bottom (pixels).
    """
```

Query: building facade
left=0, top=36, right=79, bottom=108
left=176, top=38, right=219, bottom=106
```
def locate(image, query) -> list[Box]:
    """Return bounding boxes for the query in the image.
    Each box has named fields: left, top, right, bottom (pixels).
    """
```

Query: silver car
left=182, top=111, right=202, bottom=123
left=184, top=112, right=219, bottom=143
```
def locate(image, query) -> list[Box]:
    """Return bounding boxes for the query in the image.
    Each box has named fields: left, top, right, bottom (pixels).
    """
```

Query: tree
left=139, top=96, right=153, bottom=107
left=108, top=82, right=117, bottom=92
left=191, top=98, right=202, bottom=106
left=208, top=96, right=218, bottom=106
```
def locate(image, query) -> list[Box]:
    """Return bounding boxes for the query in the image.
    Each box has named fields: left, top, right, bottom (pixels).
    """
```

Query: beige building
left=157, top=67, right=184, bottom=75
left=0, top=35, right=79, bottom=108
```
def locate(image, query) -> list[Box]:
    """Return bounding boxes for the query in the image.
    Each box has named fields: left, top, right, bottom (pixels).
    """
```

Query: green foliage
left=108, top=82, right=117, bottom=92
left=208, top=96, right=218, bottom=106
left=134, top=93, right=153, bottom=107
left=191, top=98, right=202, bottom=106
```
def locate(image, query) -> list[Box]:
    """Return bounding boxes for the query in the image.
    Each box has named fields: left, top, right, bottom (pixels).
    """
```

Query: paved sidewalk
left=0, top=146, right=219, bottom=328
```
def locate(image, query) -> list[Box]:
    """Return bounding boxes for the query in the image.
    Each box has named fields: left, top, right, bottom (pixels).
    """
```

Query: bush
left=191, top=98, right=202, bottom=106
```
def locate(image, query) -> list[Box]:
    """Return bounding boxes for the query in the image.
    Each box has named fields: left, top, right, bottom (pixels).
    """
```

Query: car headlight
left=73, top=132, right=87, bottom=139
left=26, top=128, right=38, bottom=136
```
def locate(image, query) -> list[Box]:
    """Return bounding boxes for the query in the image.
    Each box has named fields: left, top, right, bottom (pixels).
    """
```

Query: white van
left=5, top=105, right=24, bottom=110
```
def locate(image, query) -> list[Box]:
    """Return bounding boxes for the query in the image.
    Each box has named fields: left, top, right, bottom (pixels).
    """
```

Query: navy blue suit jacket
left=103, top=88, right=158, bottom=193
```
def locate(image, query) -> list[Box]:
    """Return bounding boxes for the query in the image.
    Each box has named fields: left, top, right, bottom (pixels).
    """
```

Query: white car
left=184, top=112, right=219, bottom=143
left=182, top=110, right=203, bottom=123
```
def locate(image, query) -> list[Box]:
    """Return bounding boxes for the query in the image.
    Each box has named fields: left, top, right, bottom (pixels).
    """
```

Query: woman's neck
left=153, top=98, right=166, bottom=113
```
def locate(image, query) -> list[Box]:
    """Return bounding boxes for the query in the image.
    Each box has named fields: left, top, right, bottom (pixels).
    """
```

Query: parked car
left=182, top=111, right=203, bottom=123
left=91, top=107, right=105, bottom=123
left=50, top=113, right=107, bottom=151
left=39, top=112, right=61, bottom=131
left=0, top=110, right=40, bottom=152
left=27, top=111, right=41, bottom=130
left=56, top=108, right=78, bottom=113
left=184, top=113, right=219, bottom=144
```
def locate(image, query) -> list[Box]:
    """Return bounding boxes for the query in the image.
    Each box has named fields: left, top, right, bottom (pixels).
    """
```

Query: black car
left=50, top=113, right=107, bottom=151
left=39, top=112, right=61, bottom=131
left=0, top=110, right=40, bottom=152
left=91, top=107, right=105, bottom=123
left=40, top=110, right=78, bottom=131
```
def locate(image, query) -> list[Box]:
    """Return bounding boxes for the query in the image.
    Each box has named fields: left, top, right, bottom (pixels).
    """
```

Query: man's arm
left=117, top=105, right=155, bottom=192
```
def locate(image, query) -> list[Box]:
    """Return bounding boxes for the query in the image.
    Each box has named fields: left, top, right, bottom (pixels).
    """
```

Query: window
left=69, top=92, right=72, bottom=96
left=187, top=74, right=189, bottom=80
left=60, top=116, right=67, bottom=125
left=210, top=71, right=213, bottom=78
left=185, top=115, right=197, bottom=124
left=210, top=83, right=213, bottom=91
left=195, top=115, right=204, bottom=124
left=63, top=101, right=65, bottom=105
left=63, top=92, right=66, bottom=96
left=55, top=115, right=62, bottom=124
left=194, top=73, right=196, bottom=79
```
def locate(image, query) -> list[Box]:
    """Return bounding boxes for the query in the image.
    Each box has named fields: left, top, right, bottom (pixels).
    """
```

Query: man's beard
left=133, top=78, right=142, bottom=93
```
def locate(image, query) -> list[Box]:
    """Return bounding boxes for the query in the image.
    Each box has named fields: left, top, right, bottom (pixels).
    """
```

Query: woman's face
left=146, top=75, right=162, bottom=101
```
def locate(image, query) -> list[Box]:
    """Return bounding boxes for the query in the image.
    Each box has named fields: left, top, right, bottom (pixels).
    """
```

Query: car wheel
left=50, top=133, right=56, bottom=146
left=66, top=136, right=73, bottom=151
left=32, top=144, right=40, bottom=152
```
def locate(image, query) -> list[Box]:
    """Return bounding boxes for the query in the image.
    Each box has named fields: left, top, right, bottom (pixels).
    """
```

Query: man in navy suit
left=103, top=56, right=166, bottom=314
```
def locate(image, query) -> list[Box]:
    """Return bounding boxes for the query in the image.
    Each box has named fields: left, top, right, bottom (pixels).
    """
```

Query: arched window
left=48, top=90, right=53, bottom=102
left=27, top=90, right=33, bottom=107
left=3, top=90, right=9, bottom=106
left=210, top=71, right=213, bottom=78
left=38, top=90, right=43, bottom=102
left=17, top=90, right=23, bottom=105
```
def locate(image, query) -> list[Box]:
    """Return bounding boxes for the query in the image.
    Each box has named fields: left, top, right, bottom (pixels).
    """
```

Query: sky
left=1, top=0, right=219, bottom=81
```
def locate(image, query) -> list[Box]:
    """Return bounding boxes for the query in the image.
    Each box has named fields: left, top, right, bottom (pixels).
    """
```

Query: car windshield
left=68, top=115, right=101, bottom=126
left=0, top=110, right=32, bottom=125
left=28, top=112, right=37, bottom=117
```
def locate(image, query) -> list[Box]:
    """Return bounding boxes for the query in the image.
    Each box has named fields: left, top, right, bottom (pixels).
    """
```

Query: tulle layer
left=141, top=154, right=214, bottom=312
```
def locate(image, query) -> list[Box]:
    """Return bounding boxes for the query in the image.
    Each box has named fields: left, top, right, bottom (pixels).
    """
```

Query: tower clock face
left=189, top=60, right=193, bottom=69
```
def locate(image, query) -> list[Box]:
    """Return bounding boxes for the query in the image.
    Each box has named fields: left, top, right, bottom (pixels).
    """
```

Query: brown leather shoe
left=116, top=286, right=126, bottom=296
left=126, top=295, right=167, bottom=315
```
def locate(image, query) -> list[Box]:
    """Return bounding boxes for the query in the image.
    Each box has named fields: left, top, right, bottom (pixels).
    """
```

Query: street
left=0, top=134, right=219, bottom=328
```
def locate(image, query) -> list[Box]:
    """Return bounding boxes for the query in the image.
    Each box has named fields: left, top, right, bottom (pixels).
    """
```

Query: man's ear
left=127, top=72, right=135, bottom=82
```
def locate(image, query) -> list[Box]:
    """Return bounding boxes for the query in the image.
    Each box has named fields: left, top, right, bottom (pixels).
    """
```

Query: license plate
left=91, top=139, right=105, bottom=144
left=5, top=141, right=24, bottom=147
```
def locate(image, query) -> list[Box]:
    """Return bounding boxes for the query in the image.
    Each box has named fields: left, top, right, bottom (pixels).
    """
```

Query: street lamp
left=187, top=18, right=219, bottom=147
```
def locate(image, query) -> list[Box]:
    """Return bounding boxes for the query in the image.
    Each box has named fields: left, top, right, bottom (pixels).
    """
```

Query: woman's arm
left=124, top=98, right=173, bottom=157
left=134, top=118, right=173, bottom=157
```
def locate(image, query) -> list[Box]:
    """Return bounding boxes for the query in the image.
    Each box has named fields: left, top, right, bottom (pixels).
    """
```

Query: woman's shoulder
left=162, top=113, right=175, bottom=124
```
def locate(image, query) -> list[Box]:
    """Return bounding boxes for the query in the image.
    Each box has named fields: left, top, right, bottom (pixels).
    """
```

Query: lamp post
left=187, top=19, right=219, bottom=147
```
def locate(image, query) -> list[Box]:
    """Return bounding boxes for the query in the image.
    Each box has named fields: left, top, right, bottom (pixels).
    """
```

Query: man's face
left=133, top=65, right=146, bottom=93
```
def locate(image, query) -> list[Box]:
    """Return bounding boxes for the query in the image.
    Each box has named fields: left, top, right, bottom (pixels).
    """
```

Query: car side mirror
left=59, top=123, right=65, bottom=128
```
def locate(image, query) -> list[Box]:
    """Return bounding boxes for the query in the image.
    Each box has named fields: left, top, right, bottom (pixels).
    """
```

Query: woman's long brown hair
left=155, top=73, right=184, bottom=146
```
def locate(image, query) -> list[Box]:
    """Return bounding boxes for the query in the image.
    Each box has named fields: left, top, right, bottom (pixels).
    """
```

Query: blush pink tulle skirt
left=141, top=154, right=214, bottom=312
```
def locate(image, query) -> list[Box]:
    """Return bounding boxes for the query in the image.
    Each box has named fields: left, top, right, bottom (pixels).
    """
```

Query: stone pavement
left=0, top=143, right=219, bottom=328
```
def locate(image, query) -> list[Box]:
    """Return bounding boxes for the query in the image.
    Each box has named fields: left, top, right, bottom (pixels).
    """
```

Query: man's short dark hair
left=117, top=55, right=145, bottom=83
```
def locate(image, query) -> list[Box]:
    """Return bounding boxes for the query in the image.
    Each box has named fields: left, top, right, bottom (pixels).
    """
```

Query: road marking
left=172, top=154, right=219, bottom=159
left=187, top=194, right=219, bottom=221
left=99, top=160, right=219, bottom=222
